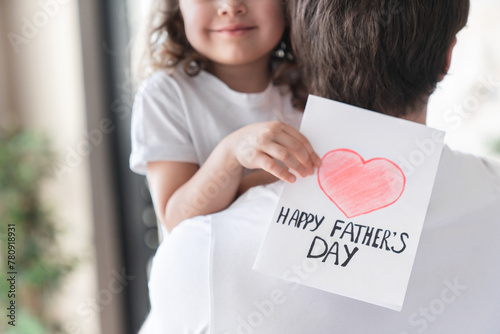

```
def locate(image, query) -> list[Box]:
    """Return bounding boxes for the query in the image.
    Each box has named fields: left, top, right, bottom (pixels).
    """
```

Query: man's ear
left=438, top=37, right=457, bottom=82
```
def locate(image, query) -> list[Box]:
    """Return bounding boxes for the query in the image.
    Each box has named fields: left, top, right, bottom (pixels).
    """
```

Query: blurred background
left=0, top=0, right=498, bottom=333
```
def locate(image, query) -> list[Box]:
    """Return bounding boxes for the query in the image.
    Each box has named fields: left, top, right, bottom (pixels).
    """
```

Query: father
left=143, top=0, right=500, bottom=333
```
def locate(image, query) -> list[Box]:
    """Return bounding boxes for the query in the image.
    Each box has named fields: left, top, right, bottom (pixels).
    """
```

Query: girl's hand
left=224, top=121, right=322, bottom=183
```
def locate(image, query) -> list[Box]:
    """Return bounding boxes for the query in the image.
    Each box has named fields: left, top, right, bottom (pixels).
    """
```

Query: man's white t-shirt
left=143, top=146, right=500, bottom=334
left=130, top=68, right=302, bottom=175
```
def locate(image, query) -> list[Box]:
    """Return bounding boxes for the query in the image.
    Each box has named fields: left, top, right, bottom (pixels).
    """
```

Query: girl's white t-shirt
left=130, top=68, right=303, bottom=175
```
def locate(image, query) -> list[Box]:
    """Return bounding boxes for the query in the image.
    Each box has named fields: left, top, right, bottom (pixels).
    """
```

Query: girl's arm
left=147, top=143, right=244, bottom=232
left=147, top=121, right=321, bottom=232
left=237, top=170, right=279, bottom=196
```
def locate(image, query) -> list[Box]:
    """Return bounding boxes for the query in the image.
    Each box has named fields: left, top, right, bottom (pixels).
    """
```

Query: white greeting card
left=253, top=95, right=445, bottom=311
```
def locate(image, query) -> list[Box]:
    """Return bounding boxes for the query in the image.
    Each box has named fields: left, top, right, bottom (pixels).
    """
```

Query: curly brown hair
left=289, top=0, right=470, bottom=117
left=137, top=0, right=307, bottom=109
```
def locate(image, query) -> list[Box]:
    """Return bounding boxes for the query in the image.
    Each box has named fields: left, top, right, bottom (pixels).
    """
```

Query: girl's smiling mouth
left=212, top=24, right=257, bottom=36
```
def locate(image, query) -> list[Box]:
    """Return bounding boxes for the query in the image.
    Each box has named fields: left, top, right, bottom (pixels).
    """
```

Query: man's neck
left=401, top=102, right=428, bottom=125
left=404, top=108, right=427, bottom=125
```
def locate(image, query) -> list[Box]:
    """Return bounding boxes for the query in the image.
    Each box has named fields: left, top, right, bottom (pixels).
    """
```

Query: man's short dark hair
left=290, top=0, right=470, bottom=117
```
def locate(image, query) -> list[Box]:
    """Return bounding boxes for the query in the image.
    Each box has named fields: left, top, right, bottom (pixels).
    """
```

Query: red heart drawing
left=317, top=149, right=406, bottom=218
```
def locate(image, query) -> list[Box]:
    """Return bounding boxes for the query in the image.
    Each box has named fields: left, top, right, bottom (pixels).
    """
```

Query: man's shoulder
left=440, top=146, right=500, bottom=194
left=445, top=146, right=500, bottom=176
left=427, top=146, right=500, bottom=225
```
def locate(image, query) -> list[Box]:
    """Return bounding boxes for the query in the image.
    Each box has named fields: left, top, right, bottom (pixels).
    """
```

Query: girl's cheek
left=264, top=1, right=286, bottom=26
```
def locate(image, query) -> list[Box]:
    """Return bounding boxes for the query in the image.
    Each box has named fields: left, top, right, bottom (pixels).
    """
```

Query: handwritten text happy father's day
left=276, top=206, right=409, bottom=267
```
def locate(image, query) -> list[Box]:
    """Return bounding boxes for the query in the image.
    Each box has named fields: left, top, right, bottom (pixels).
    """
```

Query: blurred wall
left=428, top=0, right=500, bottom=161
left=0, top=0, right=122, bottom=333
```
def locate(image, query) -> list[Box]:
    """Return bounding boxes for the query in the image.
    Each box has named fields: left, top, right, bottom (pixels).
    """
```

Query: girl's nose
left=216, top=0, right=247, bottom=17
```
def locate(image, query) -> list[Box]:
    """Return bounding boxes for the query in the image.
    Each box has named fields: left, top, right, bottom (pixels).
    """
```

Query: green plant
left=492, top=138, right=500, bottom=155
left=0, top=129, right=77, bottom=333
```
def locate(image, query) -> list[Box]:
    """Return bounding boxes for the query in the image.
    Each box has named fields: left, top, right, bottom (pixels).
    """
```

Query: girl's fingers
left=280, top=125, right=322, bottom=167
left=273, top=134, right=315, bottom=174
left=255, top=153, right=296, bottom=183
left=232, top=122, right=321, bottom=180
left=262, top=143, right=310, bottom=177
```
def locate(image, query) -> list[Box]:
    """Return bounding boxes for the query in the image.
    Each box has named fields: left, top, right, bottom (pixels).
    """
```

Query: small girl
left=130, top=0, right=322, bottom=233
